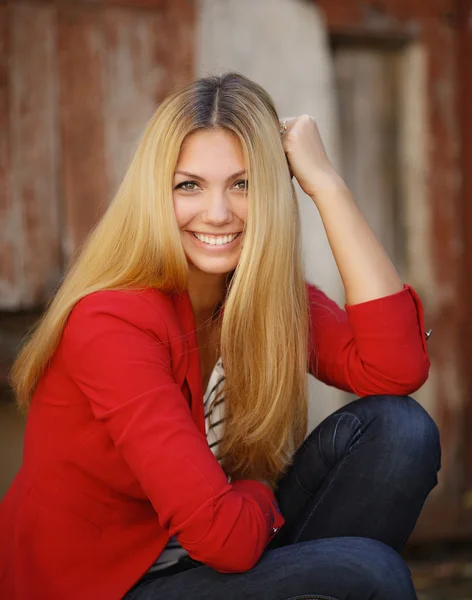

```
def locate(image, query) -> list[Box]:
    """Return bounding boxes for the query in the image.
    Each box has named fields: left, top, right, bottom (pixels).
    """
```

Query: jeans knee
left=312, top=411, right=364, bottom=468
left=320, top=394, right=441, bottom=497
left=363, top=394, right=441, bottom=473
left=313, top=394, right=441, bottom=471
left=292, top=538, right=417, bottom=600
left=346, top=538, right=417, bottom=599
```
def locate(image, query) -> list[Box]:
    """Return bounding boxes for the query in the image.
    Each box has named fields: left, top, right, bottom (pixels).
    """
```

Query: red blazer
left=0, top=284, right=429, bottom=600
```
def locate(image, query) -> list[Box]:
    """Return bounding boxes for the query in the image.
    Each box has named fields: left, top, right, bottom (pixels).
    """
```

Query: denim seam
left=336, top=411, right=363, bottom=434
left=341, top=411, right=365, bottom=451
left=317, top=427, right=331, bottom=470
left=295, top=412, right=366, bottom=511
left=293, top=452, right=350, bottom=543
left=318, top=411, right=364, bottom=470
left=295, top=475, right=316, bottom=497
left=294, top=409, right=390, bottom=543
left=331, top=416, right=342, bottom=463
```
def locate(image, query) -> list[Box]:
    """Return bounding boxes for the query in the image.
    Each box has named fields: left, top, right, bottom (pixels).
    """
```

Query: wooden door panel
left=334, top=48, right=402, bottom=270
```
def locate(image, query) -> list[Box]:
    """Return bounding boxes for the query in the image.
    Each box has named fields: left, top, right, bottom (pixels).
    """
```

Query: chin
left=190, top=259, right=239, bottom=276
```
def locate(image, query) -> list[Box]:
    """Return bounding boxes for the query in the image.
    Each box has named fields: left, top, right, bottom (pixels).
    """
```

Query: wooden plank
left=57, top=4, right=109, bottom=263
left=0, top=4, right=11, bottom=309
left=57, top=0, right=194, bottom=262
left=100, top=6, right=177, bottom=195
left=104, top=1, right=193, bottom=196
left=415, top=18, right=464, bottom=542
left=0, top=2, right=61, bottom=310
left=457, top=0, right=472, bottom=500
left=160, top=0, right=195, bottom=86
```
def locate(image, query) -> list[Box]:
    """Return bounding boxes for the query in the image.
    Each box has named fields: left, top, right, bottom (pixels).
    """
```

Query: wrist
left=307, top=170, right=347, bottom=203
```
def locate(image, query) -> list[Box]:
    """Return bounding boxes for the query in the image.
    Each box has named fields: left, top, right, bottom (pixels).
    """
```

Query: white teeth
left=193, top=232, right=239, bottom=245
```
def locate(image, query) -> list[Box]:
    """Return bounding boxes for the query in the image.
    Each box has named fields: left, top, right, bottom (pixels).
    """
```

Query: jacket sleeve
left=62, top=291, right=284, bottom=573
left=307, top=283, right=430, bottom=397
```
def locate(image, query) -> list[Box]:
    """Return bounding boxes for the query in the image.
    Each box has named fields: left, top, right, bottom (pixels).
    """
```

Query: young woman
left=0, top=73, right=440, bottom=600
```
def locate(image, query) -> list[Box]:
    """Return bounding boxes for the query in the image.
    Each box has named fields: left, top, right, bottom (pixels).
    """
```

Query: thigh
left=125, top=537, right=417, bottom=600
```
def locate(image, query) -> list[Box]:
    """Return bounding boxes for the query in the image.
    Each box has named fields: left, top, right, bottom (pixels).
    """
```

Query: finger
left=279, top=117, right=296, bottom=135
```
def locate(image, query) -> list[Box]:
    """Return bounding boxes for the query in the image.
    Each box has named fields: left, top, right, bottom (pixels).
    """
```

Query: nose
left=202, top=190, right=233, bottom=225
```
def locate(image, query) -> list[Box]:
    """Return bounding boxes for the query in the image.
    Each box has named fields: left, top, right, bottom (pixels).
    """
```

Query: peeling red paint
left=0, top=0, right=194, bottom=304
left=458, top=0, right=472, bottom=499
left=0, top=0, right=194, bottom=372
left=1, top=3, right=62, bottom=309
left=57, top=4, right=110, bottom=264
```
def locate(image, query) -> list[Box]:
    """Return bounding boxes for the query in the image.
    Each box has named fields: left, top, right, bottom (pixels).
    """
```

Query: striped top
left=147, top=357, right=226, bottom=573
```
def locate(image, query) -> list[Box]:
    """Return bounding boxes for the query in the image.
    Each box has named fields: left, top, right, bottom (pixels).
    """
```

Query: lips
left=187, top=230, right=242, bottom=250
left=192, top=232, right=240, bottom=246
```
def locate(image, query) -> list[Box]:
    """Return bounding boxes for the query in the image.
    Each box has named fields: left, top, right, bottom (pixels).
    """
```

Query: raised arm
left=63, top=291, right=283, bottom=573
left=282, top=115, right=403, bottom=305
left=281, top=115, right=430, bottom=395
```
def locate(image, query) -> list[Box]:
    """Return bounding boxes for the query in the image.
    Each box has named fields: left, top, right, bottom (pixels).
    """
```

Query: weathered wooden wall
left=457, top=0, right=472, bottom=507
left=1, top=3, right=61, bottom=311
left=0, top=0, right=194, bottom=383
left=0, top=0, right=194, bottom=312
left=316, top=0, right=470, bottom=541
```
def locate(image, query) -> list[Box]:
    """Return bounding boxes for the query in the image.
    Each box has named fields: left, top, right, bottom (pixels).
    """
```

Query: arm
left=282, top=115, right=403, bottom=305
left=309, top=177, right=404, bottom=305
left=307, top=282, right=430, bottom=396
left=281, top=116, right=429, bottom=394
left=63, top=291, right=283, bottom=573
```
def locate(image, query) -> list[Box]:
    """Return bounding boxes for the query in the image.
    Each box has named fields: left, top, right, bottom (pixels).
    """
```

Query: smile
left=191, top=232, right=241, bottom=246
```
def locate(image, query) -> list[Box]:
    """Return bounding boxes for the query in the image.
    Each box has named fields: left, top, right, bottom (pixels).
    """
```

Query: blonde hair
left=12, top=72, right=308, bottom=486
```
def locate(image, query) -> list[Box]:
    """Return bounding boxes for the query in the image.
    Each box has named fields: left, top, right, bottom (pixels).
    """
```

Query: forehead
left=176, top=129, right=245, bottom=174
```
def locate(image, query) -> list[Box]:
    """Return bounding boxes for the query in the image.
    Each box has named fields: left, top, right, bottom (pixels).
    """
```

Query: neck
left=187, top=267, right=228, bottom=326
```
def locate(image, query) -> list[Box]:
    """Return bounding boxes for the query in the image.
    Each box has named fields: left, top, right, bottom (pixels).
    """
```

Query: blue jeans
left=125, top=395, right=441, bottom=600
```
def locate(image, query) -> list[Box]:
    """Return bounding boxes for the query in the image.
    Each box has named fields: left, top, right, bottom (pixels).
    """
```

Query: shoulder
left=65, top=288, right=176, bottom=345
left=305, top=281, right=344, bottom=315
left=305, top=281, right=320, bottom=300
left=305, top=281, right=329, bottom=301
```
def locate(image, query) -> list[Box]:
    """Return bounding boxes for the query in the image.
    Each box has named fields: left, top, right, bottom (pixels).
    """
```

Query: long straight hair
left=11, top=72, right=308, bottom=486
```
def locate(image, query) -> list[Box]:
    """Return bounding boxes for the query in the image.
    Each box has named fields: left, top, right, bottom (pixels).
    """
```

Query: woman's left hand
left=280, top=115, right=343, bottom=200
left=281, top=117, right=404, bottom=306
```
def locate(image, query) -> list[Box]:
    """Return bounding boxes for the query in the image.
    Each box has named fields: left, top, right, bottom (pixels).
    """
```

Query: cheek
left=173, top=196, right=194, bottom=229
left=238, top=200, right=249, bottom=224
left=232, top=195, right=249, bottom=224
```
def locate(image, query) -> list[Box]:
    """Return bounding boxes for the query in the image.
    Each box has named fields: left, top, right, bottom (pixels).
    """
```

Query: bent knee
left=350, top=394, right=441, bottom=470
left=297, top=537, right=416, bottom=600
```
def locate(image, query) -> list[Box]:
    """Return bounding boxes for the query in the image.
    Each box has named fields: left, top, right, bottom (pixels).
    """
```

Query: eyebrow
left=174, top=169, right=247, bottom=184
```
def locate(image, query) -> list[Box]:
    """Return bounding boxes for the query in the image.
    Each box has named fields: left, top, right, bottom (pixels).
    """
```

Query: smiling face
left=173, top=129, right=248, bottom=278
